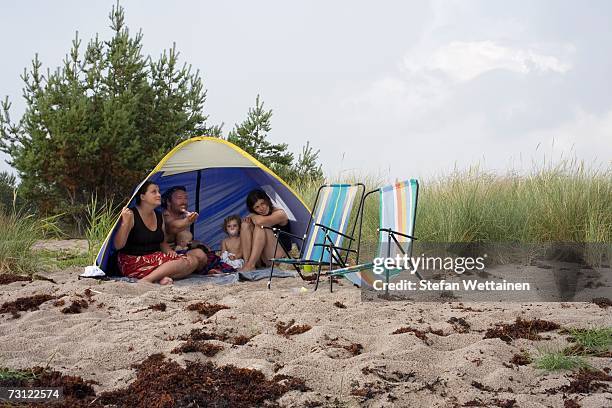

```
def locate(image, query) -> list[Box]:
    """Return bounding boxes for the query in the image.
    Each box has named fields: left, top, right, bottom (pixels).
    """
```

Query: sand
left=1, top=259, right=611, bottom=407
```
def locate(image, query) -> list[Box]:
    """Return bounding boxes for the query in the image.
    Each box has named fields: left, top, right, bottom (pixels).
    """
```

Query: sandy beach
left=1, top=249, right=611, bottom=407
left=1, top=1, right=610, bottom=406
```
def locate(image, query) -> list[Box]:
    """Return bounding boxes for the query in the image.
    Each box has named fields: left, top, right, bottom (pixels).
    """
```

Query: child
left=174, top=230, right=193, bottom=252
left=220, top=215, right=244, bottom=269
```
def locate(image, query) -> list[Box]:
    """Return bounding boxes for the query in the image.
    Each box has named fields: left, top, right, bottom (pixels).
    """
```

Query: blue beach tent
left=95, top=137, right=311, bottom=274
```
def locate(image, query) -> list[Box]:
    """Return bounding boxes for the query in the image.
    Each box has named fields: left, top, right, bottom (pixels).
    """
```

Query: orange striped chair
left=330, top=179, right=421, bottom=289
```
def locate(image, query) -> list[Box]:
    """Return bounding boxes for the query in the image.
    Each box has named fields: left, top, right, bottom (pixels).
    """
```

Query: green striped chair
left=267, top=183, right=365, bottom=290
left=330, top=179, right=421, bottom=290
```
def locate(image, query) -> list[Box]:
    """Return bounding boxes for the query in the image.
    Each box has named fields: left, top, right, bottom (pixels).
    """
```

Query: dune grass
left=532, top=327, right=611, bottom=371
left=417, top=161, right=611, bottom=243
left=0, top=194, right=118, bottom=275
left=85, top=196, right=119, bottom=264
left=533, top=351, right=590, bottom=371
left=36, top=249, right=91, bottom=269
left=568, top=327, right=612, bottom=354
left=0, top=211, right=63, bottom=275
left=0, top=367, right=36, bottom=382
left=293, top=160, right=612, bottom=251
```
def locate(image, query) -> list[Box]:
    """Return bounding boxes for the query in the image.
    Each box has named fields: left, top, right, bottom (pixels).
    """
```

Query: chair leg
left=409, top=258, right=424, bottom=281
left=267, top=261, right=275, bottom=290
left=314, top=263, right=323, bottom=291
left=329, top=256, right=333, bottom=293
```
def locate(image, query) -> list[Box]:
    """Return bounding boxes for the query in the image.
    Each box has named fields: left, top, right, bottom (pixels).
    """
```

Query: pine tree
left=227, top=95, right=293, bottom=175
left=227, top=95, right=325, bottom=182
left=0, top=2, right=216, bottom=217
left=290, top=141, right=323, bottom=181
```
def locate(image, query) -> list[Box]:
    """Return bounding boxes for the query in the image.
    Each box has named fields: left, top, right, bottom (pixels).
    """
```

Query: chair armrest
left=378, top=228, right=417, bottom=240
left=262, top=226, right=304, bottom=241
left=314, top=223, right=354, bottom=241
left=313, top=243, right=357, bottom=253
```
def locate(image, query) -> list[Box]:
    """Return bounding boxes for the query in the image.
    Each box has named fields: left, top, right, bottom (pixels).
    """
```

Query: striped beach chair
left=330, top=179, right=421, bottom=289
left=267, top=183, right=365, bottom=290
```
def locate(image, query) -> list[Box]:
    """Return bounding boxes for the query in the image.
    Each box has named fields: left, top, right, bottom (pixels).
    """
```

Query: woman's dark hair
left=246, top=189, right=274, bottom=214
left=135, top=181, right=157, bottom=205
left=223, top=215, right=242, bottom=234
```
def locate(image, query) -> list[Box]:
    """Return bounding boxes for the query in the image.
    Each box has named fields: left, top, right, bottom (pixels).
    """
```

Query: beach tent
left=95, top=136, right=311, bottom=275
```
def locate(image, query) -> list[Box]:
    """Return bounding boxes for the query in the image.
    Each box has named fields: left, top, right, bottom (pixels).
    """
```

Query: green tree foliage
left=0, top=3, right=216, bottom=217
left=289, top=141, right=324, bottom=181
left=228, top=95, right=323, bottom=182
left=228, top=95, right=293, bottom=173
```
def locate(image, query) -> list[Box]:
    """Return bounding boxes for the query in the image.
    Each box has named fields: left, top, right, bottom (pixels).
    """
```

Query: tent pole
left=193, top=169, right=202, bottom=236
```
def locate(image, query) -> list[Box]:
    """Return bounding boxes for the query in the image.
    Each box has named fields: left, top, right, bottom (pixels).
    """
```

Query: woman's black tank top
left=274, top=221, right=292, bottom=253
left=120, top=208, right=164, bottom=255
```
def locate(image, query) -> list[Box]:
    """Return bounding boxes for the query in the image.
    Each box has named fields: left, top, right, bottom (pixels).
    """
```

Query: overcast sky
left=1, top=0, right=610, bottom=181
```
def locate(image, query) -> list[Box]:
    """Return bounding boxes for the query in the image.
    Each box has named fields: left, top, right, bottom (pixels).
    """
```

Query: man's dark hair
left=161, top=185, right=187, bottom=208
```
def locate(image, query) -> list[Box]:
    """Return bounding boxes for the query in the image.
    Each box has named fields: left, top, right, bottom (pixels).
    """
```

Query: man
left=162, top=186, right=208, bottom=270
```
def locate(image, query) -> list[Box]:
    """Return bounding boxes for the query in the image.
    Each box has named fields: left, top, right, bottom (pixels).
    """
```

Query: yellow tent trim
left=152, top=136, right=310, bottom=210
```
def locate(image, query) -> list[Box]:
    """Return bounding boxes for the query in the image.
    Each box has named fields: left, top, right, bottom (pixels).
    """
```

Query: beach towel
left=239, top=269, right=298, bottom=281
left=174, top=273, right=239, bottom=286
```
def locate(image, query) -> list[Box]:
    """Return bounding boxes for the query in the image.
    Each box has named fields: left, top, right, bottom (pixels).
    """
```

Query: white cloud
left=404, top=41, right=572, bottom=82
left=328, top=26, right=604, bottom=181
left=340, top=38, right=574, bottom=126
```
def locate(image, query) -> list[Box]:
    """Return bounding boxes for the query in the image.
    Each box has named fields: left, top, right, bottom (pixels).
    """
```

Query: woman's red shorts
left=117, top=251, right=182, bottom=279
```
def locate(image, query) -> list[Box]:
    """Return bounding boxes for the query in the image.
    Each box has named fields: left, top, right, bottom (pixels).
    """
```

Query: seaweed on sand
left=0, top=273, right=32, bottom=285
left=276, top=319, right=312, bottom=337
left=61, top=299, right=89, bottom=314
left=185, top=301, right=229, bottom=317
left=1, top=354, right=310, bottom=408
left=171, top=341, right=223, bottom=356
left=0, top=294, right=56, bottom=318
left=484, top=318, right=560, bottom=343
left=100, top=354, right=310, bottom=408
left=0, top=366, right=97, bottom=407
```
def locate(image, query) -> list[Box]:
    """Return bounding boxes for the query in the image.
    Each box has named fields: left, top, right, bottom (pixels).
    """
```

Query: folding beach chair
left=266, top=183, right=365, bottom=290
left=330, top=179, right=421, bottom=290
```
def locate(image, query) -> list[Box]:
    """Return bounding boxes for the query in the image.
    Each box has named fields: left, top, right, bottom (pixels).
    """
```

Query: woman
left=113, top=181, right=198, bottom=284
left=239, top=189, right=290, bottom=271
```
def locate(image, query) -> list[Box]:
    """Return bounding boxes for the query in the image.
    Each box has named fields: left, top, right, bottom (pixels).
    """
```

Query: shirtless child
left=220, top=215, right=244, bottom=269
left=174, top=230, right=193, bottom=252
